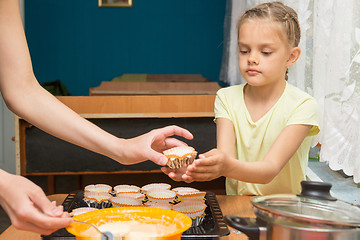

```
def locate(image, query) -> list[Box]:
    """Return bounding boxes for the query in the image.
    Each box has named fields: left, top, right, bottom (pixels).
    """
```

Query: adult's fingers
left=32, top=210, right=72, bottom=231
left=28, top=187, right=64, bottom=217
left=162, top=137, right=188, bottom=149
left=26, top=189, right=72, bottom=232
left=157, top=125, right=193, bottom=140
left=148, top=150, right=168, bottom=165
left=11, top=206, right=72, bottom=235
left=12, top=219, right=65, bottom=236
left=12, top=220, right=55, bottom=235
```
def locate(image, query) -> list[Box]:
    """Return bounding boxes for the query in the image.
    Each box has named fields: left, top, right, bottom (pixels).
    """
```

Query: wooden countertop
left=89, top=82, right=221, bottom=96
left=0, top=194, right=255, bottom=240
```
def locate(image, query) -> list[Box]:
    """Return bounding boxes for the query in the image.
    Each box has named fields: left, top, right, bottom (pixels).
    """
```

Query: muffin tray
left=41, top=190, right=230, bottom=239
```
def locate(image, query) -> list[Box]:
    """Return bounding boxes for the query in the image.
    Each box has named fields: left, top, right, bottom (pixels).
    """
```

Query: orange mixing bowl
left=66, top=207, right=192, bottom=240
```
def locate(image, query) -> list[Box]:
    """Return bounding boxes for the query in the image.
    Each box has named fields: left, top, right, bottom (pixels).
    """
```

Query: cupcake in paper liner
left=84, top=184, right=112, bottom=194
left=116, top=192, right=145, bottom=201
left=141, top=183, right=171, bottom=194
left=70, top=207, right=98, bottom=217
left=173, top=200, right=207, bottom=227
left=114, top=184, right=140, bottom=195
left=83, top=192, right=112, bottom=209
left=176, top=191, right=207, bottom=202
left=110, top=196, right=143, bottom=207
left=146, top=188, right=176, bottom=203
left=163, top=146, right=197, bottom=169
left=144, top=201, right=173, bottom=210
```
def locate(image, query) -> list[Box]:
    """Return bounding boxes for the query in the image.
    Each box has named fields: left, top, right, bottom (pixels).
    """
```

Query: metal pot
left=224, top=181, right=360, bottom=240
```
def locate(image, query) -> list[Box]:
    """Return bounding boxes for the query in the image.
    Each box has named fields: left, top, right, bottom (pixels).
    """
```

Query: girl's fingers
left=183, top=172, right=211, bottom=182
left=161, top=166, right=171, bottom=174
left=161, top=167, right=183, bottom=181
left=187, top=162, right=216, bottom=174
left=181, top=174, right=194, bottom=183
left=193, top=156, right=219, bottom=167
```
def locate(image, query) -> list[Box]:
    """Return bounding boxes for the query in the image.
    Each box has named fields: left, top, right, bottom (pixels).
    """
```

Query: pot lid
left=251, top=181, right=360, bottom=228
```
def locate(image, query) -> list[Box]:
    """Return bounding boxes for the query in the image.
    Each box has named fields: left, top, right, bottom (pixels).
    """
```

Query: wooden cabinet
left=89, top=81, right=220, bottom=96
left=14, top=95, right=217, bottom=193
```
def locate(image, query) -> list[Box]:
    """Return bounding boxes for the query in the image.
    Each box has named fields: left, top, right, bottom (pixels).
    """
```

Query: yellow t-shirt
left=214, top=82, right=320, bottom=195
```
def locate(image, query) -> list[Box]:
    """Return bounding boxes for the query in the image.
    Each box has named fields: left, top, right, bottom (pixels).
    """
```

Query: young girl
left=162, top=2, right=320, bottom=195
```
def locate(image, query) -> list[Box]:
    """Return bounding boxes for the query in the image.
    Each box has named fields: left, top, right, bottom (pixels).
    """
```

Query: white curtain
left=220, top=0, right=360, bottom=183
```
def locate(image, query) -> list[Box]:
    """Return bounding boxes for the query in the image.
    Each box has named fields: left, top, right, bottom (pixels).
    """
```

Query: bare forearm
left=224, top=157, right=279, bottom=184
left=0, top=0, right=126, bottom=162
left=12, top=83, right=125, bottom=161
left=0, top=0, right=194, bottom=167
left=222, top=125, right=312, bottom=184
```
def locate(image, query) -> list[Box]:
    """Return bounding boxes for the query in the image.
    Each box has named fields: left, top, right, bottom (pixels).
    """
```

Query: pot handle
left=298, top=181, right=337, bottom=201
left=224, top=216, right=265, bottom=240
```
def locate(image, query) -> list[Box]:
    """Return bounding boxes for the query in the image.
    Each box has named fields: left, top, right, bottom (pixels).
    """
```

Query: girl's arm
left=183, top=118, right=311, bottom=184
left=216, top=117, right=237, bottom=159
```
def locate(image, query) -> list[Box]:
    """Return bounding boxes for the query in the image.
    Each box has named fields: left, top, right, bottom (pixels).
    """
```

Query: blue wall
left=25, top=0, right=226, bottom=96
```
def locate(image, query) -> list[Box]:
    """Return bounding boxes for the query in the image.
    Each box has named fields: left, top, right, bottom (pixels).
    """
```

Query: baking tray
left=42, top=190, right=230, bottom=239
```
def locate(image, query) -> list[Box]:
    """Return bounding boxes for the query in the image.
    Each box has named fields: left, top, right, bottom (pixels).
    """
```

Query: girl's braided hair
left=237, top=2, right=301, bottom=48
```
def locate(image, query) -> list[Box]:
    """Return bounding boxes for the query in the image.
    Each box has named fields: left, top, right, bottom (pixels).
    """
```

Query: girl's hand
left=123, top=125, right=193, bottom=165
left=182, top=149, right=229, bottom=182
left=161, top=166, right=192, bottom=183
left=0, top=170, right=72, bottom=235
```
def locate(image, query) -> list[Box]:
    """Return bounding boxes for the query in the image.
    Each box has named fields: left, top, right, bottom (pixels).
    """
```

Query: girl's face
left=238, top=19, right=298, bottom=87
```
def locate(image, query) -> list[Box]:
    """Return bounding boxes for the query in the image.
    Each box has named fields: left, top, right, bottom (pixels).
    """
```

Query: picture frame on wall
left=98, top=0, right=133, bottom=7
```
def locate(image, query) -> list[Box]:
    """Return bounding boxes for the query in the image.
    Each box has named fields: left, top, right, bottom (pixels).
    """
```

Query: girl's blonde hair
left=237, top=2, right=301, bottom=48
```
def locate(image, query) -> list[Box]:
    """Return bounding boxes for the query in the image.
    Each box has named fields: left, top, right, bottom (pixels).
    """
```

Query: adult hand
left=0, top=170, right=72, bottom=235
left=123, top=125, right=193, bottom=165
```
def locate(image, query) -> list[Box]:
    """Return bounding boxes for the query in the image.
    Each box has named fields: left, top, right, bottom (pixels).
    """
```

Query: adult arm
left=0, top=0, right=193, bottom=166
left=0, top=169, right=72, bottom=235
left=0, top=0, right=193, bottom=234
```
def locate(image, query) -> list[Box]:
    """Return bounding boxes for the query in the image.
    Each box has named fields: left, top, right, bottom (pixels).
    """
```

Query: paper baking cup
left=176, top=191, right=206, bottom=201
left=141, top=183, right=171, bottom=194
left=83, top=192, right=112, bottom=209
left=84, top=184, right=112, bottom=194
left=110, top=196, right=143, bottom=207
left=163, top=146, right=197, bottom=169
left=70, top=207, right=98, bottom=217
left=146, top=188, right=176, bottom=203
left=172, top=200, right=207, bottom=227
left=172, top=187, right=199, bottom=194
left=114, top=184, right=140, bottom=194
left=116, top=192, right=145, bottom=201
left=144, top=201, right=173, bottom=210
